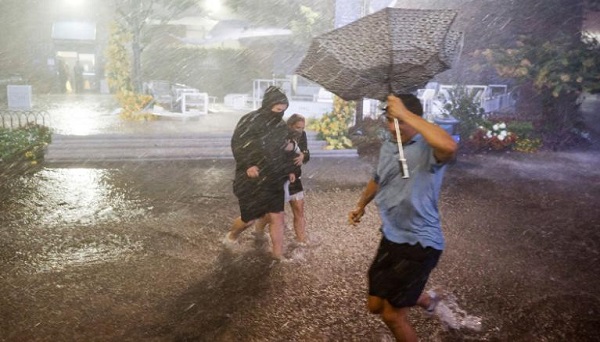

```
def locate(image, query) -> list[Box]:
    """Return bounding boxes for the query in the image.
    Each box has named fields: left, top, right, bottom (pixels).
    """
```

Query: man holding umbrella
left=349, top=93, right=457, bottom=341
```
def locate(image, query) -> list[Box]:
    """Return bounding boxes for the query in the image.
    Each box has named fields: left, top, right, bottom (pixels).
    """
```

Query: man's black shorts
left=368, top=237, right=442, bottom=308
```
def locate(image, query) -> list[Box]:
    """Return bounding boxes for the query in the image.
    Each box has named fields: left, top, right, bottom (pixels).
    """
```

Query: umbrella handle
left=394, top=118, right=410, bottom=179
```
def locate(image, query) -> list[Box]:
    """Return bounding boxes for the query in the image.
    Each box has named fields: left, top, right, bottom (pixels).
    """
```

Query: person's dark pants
left=368, top=237, right=442, bottom=308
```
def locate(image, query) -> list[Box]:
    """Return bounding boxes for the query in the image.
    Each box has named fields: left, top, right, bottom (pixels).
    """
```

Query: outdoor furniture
left=146, top=80, right=174, bottom=109
left=181, top=92, right=209, bottom=115
left=142, top=80, right=210, bottom=118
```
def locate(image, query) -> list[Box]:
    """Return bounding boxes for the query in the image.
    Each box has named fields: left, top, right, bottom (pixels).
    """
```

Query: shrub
left=467, top=121, right=517, bottom=152
left=440, top=85, right=487, bottom=143
left=0, top=124, right=51, bottom=166
left=477, top=34, right=600, bottom=149
left=115, top=91, right=155, bottom=121
left=308, top=96, right=355, bottom=149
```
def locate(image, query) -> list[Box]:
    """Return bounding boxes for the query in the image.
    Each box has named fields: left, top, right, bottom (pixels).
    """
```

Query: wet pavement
left=1, top=94, right=600, bottom=341
left=37, top=94, right=357, bottom=162
left=39, top=94, right=245, bottom=135
left=2, top=152, right=600, bottom=341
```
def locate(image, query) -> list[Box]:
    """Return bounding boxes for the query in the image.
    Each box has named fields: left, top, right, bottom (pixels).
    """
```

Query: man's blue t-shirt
left=373, top=134, right=447, bottom=250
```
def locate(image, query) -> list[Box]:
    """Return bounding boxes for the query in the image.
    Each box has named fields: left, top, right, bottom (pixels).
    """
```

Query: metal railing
left=418, top=84, right=516, bottom=121
left=0, top=109, right=50, bottom=129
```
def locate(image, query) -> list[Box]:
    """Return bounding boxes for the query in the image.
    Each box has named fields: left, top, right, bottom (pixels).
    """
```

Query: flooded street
left=2, top=0, right=599, bottom=339
left=39, top=94, right=244, bottom=136
left=1, top=94, right=599, bottom=341
left=1, top=151, right=600, bottom=341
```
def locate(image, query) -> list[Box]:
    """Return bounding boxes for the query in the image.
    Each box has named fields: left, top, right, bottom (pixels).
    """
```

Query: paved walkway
left=37, top=94, right=358, bottom=163
left=36, top=92, right=600, bottom=162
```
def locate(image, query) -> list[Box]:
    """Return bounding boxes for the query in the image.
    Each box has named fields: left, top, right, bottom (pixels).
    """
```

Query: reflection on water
left=50, top=104, right=111, bottom=135
left=1, top=167, right=149, bottom=273
left=39, top=94, right=243, bottom=136
left=34, top=168, right=148, bottom=226
left=42, top=94, right=122, bottom=135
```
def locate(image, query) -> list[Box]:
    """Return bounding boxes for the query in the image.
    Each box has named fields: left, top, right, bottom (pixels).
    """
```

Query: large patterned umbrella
left=295, top=7, right=463, bottom=101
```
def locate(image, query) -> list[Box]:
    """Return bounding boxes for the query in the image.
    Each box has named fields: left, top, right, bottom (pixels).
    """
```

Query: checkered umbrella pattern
left=296, top=7, right=463, bottom=101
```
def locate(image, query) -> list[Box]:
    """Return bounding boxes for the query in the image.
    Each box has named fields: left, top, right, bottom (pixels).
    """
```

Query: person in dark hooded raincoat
left=224, top=86, right=296, bottom=260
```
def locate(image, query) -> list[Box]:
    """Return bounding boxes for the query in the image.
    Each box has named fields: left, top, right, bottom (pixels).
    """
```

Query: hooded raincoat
left=231, top=86, right=295, bottom=222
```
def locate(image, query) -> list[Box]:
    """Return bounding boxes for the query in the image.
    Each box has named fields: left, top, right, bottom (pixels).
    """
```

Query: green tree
left=225, top=0, right=333, bottom=38
left=441, top=86, right=486, bottom=143
left=225, top=0, right=334, bottom=75
left=112, top=0, right=199, bottom=92
left=480, top=33, right=600, bottom=149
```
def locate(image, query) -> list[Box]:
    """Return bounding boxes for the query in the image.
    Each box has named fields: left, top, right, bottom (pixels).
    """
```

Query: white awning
left=52, top=21, right=96, bottom=41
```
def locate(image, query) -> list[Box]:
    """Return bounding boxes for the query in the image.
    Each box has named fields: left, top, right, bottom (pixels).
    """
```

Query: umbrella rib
left=386, top=9, right=394, bottom=97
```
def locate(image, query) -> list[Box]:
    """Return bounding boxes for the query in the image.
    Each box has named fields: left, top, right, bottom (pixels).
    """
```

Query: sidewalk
left=39, top=94, right=245, bottom=135
left=39, top=94, right=358, bottom=163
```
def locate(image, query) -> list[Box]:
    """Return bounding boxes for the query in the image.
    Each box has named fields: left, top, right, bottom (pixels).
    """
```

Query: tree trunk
left=131, top=30, right=143, bottom=93
left=355, top=99, right=363, bottom=125
left=515, top=81, right=543, bottom=119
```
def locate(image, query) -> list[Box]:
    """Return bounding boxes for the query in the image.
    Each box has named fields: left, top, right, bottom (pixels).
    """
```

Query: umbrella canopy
left=296, top=7, right=463, bottom=101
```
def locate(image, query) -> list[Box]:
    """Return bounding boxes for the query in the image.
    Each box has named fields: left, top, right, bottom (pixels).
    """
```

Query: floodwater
left=1, top=167, right=149, bottom=273
left=2, top=152, right=600, bottom=341
left=39, top=94, right=244, bottom=136
left=43, top=95, right=122, bottom=135
left=1, top=94, right=600, bottom=341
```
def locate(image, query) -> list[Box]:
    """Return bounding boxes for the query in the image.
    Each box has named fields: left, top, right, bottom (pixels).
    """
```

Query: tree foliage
left=480, top=35, right=600, bottom=96
left=478, top=33, right=600, bottom=149
left=225, top=0, right=333, bottom=46
left=105, top=21, right=153, bottom=120
left=308, top=96, right=355, bottom=150
left=112, top=0, right=199, bottom=92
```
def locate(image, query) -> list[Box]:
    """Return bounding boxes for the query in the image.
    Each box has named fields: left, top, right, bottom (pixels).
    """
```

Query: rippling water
left=36, top=94, right=244, bottom=136
left=40, top=94, right=122, bottom=135
left=0, top=167, right=152, bottom=274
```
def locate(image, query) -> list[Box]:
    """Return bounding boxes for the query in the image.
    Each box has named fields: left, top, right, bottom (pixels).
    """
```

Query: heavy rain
left=1, top=0, right=599, bottom=341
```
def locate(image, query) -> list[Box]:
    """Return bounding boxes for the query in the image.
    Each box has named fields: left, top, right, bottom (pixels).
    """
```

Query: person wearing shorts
left=256, top=113, right=311, bottom=247
left=225, top=86, right=296, bottom=260
left=349, top=94, right=457, bottom=341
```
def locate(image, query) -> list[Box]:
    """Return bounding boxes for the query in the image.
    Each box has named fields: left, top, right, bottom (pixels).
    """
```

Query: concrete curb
left=45, top=133, right=358, bottom=163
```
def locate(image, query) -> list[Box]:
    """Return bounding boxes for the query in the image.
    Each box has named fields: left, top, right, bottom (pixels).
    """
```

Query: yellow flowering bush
left=514, top=138, right=543, bottom=153
left=308, top=96, right=355, bottom=149
left=106, top=22, right=155, bottom=121
left=115, top=91, right=154, bottom=121
left=0, top=124, right=51, bottom=167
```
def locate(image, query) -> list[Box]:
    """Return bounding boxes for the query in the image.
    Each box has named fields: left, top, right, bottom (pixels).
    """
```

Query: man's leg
left=226, top=216, right=255, bottom=241
left=368, top=295, right=417, bottom=342
left=266, top=211, right=285, bottom=259
left=289, top=198, right=307, bottom=243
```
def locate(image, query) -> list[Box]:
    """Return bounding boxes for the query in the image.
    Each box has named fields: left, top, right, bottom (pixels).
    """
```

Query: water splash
left=430, top=291, right=483, bottom=332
